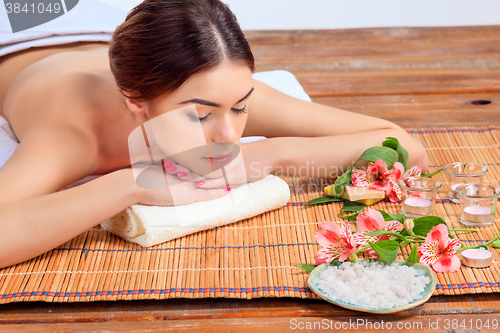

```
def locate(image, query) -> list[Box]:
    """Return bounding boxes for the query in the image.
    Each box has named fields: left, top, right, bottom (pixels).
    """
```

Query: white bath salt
left=314, top=260, right=430, bottom=309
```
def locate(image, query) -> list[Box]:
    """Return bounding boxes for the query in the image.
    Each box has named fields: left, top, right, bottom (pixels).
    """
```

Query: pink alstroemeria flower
left=382, top=162, right=423, bottom=202
left=315, top=221, right=358, bottom=264
left=351, top=160, right=388, bottom=189
left=353, top=208, right=403, bottom=258
left=418, top=224, right=462, bottom=273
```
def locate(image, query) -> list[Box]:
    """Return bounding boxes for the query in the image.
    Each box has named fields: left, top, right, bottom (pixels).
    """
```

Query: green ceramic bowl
left=307, top=259, right=436, bottom=314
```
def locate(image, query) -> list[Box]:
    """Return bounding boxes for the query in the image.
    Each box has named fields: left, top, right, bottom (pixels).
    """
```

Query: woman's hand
left=134, top=164, right=229, bottom=206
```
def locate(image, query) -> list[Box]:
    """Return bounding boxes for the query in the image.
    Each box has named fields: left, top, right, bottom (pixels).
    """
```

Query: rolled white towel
left=101, top=174, right=290, bottom=247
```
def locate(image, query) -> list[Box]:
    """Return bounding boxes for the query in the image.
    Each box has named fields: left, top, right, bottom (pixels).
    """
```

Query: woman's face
left=144, top=61, right=253, bottom=177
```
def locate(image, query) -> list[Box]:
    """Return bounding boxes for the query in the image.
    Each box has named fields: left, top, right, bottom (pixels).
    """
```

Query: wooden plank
left=255, top=55, right=500, bottom=75
left=295, top=72, right=500, bottom=96
left=1, top=314, right=500, bottom=332
left=311, top=93, right=500, bottom=128
left=251, top=42, right=500, bottom=61
left=1, top=294, right=500, bottom=324
left=245, top=26, right=500, bottom=46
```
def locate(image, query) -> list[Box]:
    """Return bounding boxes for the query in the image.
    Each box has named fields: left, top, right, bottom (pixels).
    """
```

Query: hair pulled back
left=109, top=0, right=254, bottom=100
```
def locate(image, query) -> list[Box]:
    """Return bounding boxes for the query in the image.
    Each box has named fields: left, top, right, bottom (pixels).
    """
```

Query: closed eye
left=231, top=105, right=248, bottom=114
left=188, top=105, right=248, bottom=123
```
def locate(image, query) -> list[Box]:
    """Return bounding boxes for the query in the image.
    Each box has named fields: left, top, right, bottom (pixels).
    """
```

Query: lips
left=202, top=152, right=233, bottom=166
left=209, top=153, right=232, bottom=159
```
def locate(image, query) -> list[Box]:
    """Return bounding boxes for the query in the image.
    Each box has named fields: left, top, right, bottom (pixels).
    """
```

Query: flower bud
left=404, top=218, right=415, bottom=235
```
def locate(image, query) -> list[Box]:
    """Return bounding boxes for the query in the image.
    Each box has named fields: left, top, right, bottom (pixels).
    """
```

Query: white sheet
left=0, top=0, right=126, bottom=57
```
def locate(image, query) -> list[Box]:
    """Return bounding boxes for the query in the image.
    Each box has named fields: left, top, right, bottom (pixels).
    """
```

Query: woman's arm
left=244, top=79, right=428, bottom=178
left=0, top=126, right=138, bottom=267
left=0, top=168, right=141, bottom=268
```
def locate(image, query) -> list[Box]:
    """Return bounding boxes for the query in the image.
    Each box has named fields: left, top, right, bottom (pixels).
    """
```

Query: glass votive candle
left=456, top=184, right=497, bottom=227
left=397, top=177, right=442, bottom=218
left=444, top=162, right=488, bottom=203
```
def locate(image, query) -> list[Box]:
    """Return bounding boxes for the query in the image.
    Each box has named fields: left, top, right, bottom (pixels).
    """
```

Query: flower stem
left=407, top=239, right=425, bottom=243
left=481, top=231, right=500, bottom=247
left=353, top=245, right=370, bottom=256
left=450, top=228, right=478, bottom=232
left=410, top=235, right=426, bottom=240
left=421, top=167, right=443, bottom=178
left=457, top=231, right=500, bottom=252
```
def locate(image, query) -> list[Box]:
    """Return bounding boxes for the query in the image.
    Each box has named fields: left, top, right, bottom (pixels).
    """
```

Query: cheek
left=234, top=112, right=248, bottom=136
left=148, top=112, right=207, bottom=158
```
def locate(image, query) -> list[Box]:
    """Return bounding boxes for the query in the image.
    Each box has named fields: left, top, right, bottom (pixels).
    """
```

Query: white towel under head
left=101, top=174, right=290, bottom=247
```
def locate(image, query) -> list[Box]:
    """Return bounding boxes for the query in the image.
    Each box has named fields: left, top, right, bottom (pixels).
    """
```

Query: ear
left=125, top=97, right=148, bottom=117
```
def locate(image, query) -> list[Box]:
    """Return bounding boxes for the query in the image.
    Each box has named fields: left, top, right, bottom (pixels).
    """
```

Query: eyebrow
left=179, top=87, right=254, bottom=108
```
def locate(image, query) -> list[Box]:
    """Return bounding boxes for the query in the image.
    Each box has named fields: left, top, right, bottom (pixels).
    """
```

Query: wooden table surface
left=2, top=26, right=500, bottom=332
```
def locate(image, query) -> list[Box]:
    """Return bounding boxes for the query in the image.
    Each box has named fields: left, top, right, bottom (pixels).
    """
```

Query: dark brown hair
left=109, top=0, right=255, bottom=100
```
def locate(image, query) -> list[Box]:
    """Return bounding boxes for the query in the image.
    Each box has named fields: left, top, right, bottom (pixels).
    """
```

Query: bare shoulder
left=4, top=69, right=102, bottom=141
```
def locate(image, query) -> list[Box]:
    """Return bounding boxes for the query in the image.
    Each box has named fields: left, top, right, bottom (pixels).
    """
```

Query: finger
left=164, top=163, right=191, bottom=175
left=177, top=172, right=205, bottom=182
left=194, top=177, right=230, bottom=190
left=161, top=161, right=174, bottom=168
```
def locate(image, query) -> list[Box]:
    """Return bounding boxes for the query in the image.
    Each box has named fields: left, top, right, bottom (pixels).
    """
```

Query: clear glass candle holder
left=397, top=177, right=442, bottom=218
left=444, top=162, right=488, bottom=203
left=456, top=184, right=497, bottom=227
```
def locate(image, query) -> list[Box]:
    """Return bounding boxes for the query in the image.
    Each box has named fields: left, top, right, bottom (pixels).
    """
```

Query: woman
left=0, top=0, right=428, bottom=268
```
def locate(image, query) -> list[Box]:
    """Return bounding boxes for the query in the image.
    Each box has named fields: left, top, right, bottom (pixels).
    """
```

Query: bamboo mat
left=1, top=127, right=500, bottom=303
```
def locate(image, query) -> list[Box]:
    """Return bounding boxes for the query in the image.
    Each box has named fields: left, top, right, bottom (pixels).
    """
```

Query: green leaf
left=382, top=137, right=409, bottom=170
left=378, top=210, right=405, bottom=224
left=339, top=200, right=367, bottom=221
left=356, top=146, right=399, bottom=169
left=412, top=216, right=448, bottom=237
left=341, top=200, right=367, bottom=213
left=367, top=240, right=399, bottom=263
left=421, top=167, right=444, bottom=178
left=492, top=240, right=500, bottom=248
left=407, top=244, right=419, bottom=263
left=329, top=259, right=342, bottom=266
left=364, top=230, right=407, bottom=241
left=339, top=211, right=361, bottom=222
left=294, top=264, right=317, bottom=273
left=306, top=196, right=342, bottom=205
left=333, top=167, right=354, bottom=197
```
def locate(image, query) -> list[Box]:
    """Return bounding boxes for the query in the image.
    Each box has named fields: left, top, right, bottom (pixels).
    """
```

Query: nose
left=211, top=112, right=239, bottom=144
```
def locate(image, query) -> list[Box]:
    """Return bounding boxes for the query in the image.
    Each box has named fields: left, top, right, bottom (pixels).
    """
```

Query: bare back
left=0, top=42, right=141, bottom=177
